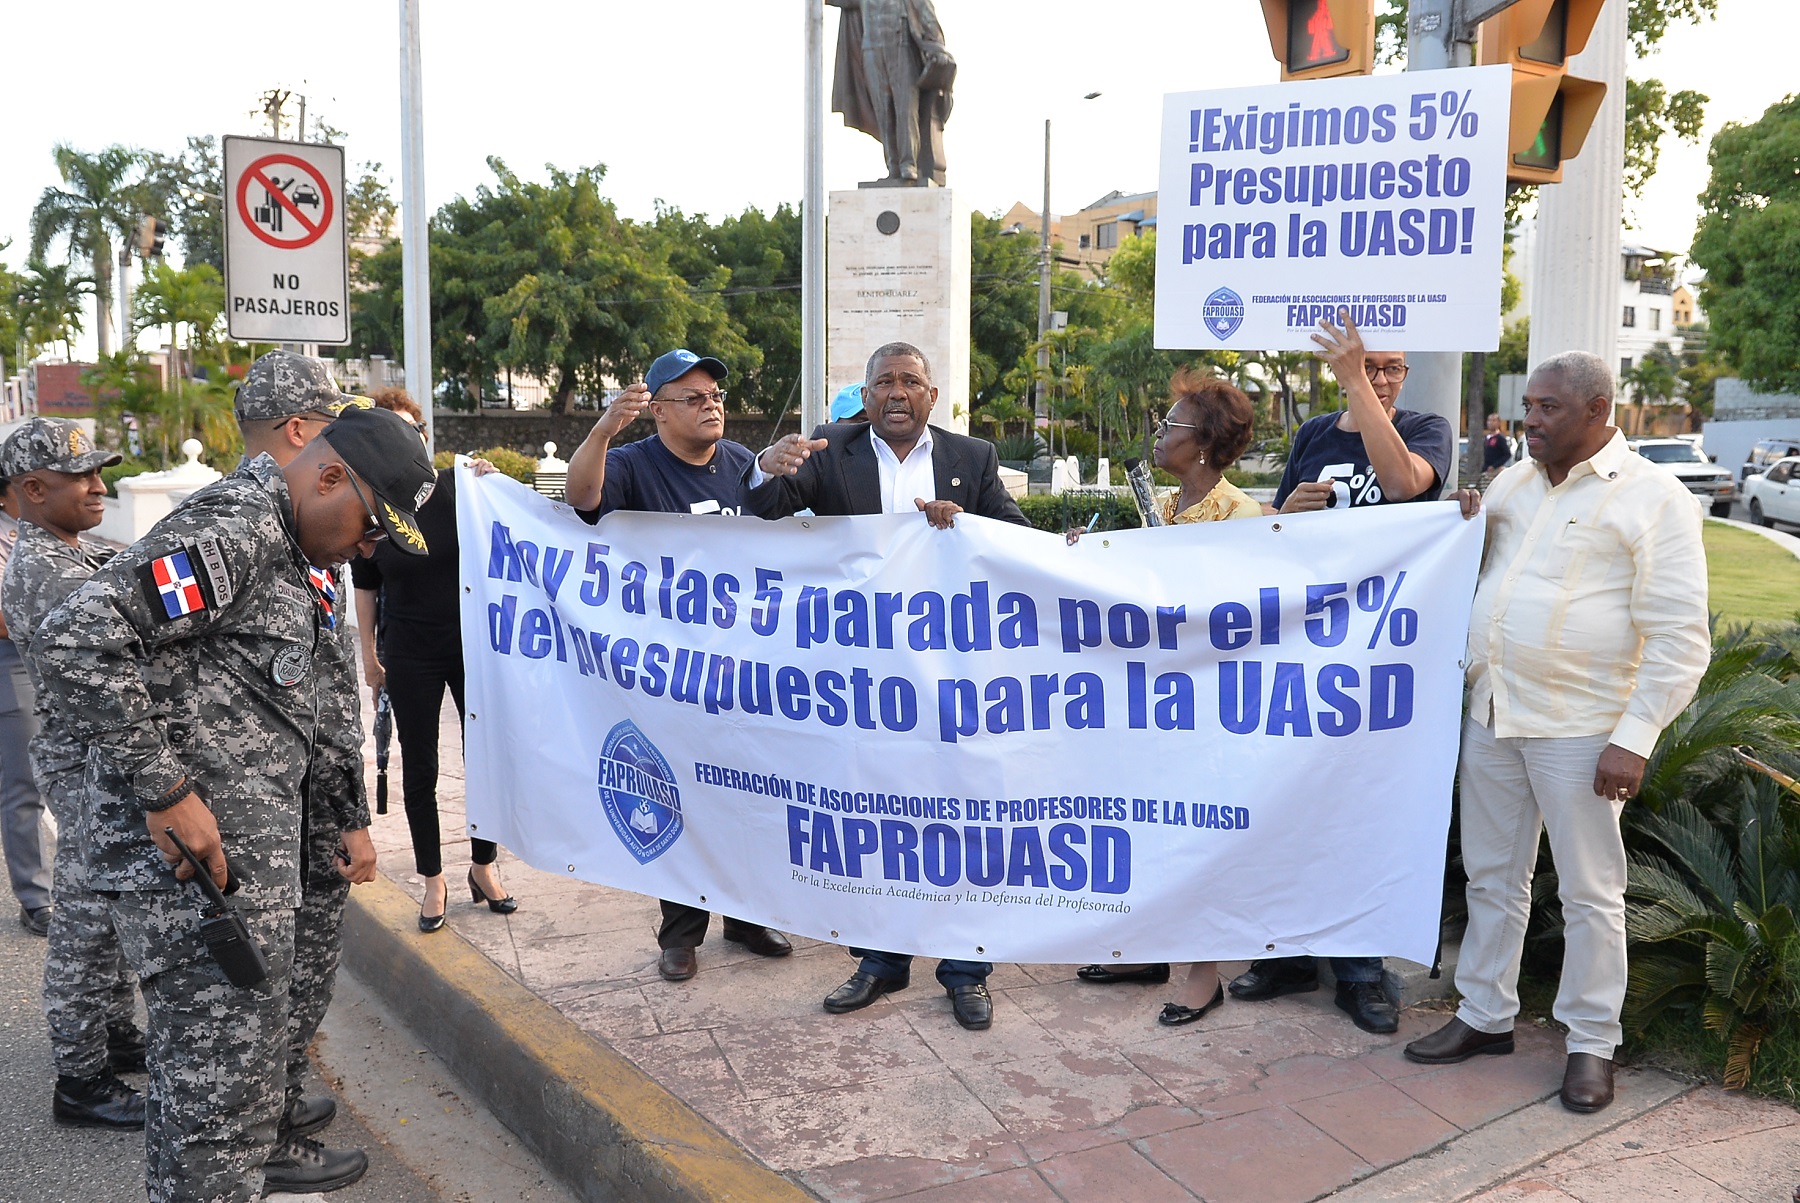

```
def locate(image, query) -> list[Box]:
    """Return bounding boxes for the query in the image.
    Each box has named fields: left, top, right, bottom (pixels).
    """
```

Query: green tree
left=140, top=137, right=224, bottom=272
left=15, top=261, right=94, bottom=359
left=1675, top=321, right=1727, bottom=417
left=132, top=261, right=225, bottom=388
left=428, top=159, right=743, bottom=412
left=1624, top=341, right=1683, bottom=422
left=30, top=144, right=144, bottom=356
left=1690, top=95, right=1800, bottom=394
left=969, top=212, right=1041, bottom=412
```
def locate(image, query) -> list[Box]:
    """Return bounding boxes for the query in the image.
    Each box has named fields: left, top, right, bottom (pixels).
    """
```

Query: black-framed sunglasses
left=338, top=468, right=388, bottom=543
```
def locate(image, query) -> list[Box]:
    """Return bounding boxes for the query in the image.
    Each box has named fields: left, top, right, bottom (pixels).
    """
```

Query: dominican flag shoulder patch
left=138, top=538, right=232, bottom=623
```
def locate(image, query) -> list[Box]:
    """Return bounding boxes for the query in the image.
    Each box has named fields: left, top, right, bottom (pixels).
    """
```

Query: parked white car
left=1742, top=457, right=1800, bottom=530
left=1628, top=438, right=1735, bottom=518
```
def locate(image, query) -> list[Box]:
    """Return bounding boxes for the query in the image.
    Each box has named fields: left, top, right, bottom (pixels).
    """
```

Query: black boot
left=261, top=1135, right=368, bottom=1195
left=53, top=1072, right=145, bottom=1129
left=107, top=1023, right=148, bottom=1075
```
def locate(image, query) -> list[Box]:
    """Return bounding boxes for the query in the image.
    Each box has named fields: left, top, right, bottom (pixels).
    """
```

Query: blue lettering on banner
left=597, top=720, right=684, bottom=864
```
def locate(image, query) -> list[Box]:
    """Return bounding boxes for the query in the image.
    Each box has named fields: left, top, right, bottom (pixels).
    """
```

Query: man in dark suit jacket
left=748, top=341, right=1025, bottom=1030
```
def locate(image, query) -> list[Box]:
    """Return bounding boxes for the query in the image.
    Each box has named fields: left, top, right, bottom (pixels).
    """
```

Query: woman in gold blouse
left=1076, top=367, right=1262, bottom=1025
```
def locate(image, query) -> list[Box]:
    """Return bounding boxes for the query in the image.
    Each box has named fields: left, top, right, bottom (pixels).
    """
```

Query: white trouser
left=1454, top=717, right=1626, bottom=1058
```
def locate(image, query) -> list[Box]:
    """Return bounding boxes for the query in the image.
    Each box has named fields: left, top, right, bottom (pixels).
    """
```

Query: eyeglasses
left=340, top=468, right=387, bottom=543
left=1155, top=417, right=1200, bottom=437
left=659, top=389, right=726, bottom=409
left=1364, top=363, right=1410, bottom=383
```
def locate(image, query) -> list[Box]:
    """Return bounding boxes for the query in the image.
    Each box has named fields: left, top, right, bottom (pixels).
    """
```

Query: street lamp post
left=1034, top=93, right=1101, bottom=430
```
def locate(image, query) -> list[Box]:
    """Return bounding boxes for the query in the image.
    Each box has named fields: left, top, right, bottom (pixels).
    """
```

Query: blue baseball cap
left=830, top=383, right=866, bottom=420
left=645, top=349, right=727, bottom=397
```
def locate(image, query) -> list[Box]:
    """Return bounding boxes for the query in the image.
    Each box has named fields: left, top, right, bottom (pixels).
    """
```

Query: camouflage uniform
left=35, top=454, right=324, bottom=1203
left=0, top=519, right=136, bottom=1079
left=284, top=560, right=367, bottom=1124
left=232, top=350, right=374, bottom=1128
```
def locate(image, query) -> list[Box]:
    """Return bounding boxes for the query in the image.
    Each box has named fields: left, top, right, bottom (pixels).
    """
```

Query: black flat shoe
left=468, top=868, right=518, bottom=914
left=1077, top=963, right=1171, bottom=985
left=1157, top=981, right=1226, bottom=1027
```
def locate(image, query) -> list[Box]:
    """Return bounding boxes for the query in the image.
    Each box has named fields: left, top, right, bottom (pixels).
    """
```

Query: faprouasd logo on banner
left=1154, top=66, right=1511, bottom=352
left=598, top=720, right=684, bottom=864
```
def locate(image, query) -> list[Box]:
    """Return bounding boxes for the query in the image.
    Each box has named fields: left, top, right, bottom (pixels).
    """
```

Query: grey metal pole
left=399, top=0, right=434, bottom=453
left=1036, top=120, right=1052, bottom=426
left=1402, top=0, right=1472, bottom=484
left=801, top=0, right=827, bottom=437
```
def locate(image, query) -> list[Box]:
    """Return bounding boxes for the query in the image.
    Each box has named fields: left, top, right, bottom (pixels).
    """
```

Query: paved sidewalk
left=348, top=696, right=1798, bottom=1202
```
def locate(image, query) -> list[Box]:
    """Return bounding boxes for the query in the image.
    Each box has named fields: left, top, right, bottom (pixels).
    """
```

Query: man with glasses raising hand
left=565, top=348, right=807, bottom=982
left=1229, top=310, right=1453, bottom=1036
left=1273, top=312, right=1453, bottom=515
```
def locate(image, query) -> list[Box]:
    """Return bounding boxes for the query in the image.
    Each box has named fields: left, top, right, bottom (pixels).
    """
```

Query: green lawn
left=1705, top=520, right=1800, bottom=630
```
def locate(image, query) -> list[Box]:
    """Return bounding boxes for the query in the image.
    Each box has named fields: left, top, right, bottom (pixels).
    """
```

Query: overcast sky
left=2, top=0, right=1790, bottom=358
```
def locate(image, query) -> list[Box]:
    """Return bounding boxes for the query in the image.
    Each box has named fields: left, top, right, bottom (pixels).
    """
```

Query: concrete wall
left=1699, top=418, right=1800, bottom=481
left=1714, top=378, right=1800, bottom=423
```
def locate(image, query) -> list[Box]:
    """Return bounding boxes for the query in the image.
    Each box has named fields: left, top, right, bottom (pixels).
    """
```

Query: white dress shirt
left=871, top=427, right=937, bottom=515
left=1466, top=430, right=1711, bottom=757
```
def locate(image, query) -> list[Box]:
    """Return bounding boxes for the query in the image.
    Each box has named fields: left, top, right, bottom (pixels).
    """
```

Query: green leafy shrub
left=1015, top=492, right=1142, bottom=534
left=1624, top=781, right=1800, bottom=1090
left=431, top=446, right=536, bottom=483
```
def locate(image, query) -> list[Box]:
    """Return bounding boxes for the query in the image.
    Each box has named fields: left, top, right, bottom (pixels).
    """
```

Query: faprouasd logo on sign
left=1203, top=287, right=1245, bottom=339
left=597, top=721, right=684, bottom=864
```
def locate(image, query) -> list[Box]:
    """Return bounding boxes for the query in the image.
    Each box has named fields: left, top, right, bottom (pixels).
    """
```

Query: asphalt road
left=0, top=896, right=566, bottom=1203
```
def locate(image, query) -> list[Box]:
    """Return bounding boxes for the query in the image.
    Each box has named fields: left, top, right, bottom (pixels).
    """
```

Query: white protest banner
left=1154, top=66, right=1511, bottom=353
left=222, top=135, right=350, bottom=345
left=459, top=472, right=1483, bottom=965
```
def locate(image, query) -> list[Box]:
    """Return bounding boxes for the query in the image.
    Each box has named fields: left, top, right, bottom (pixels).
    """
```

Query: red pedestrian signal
left=1260, top=0, right=1374, bottom=81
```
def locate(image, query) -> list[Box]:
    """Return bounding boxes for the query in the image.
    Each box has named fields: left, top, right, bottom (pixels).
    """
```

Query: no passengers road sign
left=223, top=135, right=350, bottom=344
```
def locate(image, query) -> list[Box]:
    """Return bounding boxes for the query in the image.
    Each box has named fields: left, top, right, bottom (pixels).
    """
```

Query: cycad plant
left=1624, top=781, right=1800, bottom=1089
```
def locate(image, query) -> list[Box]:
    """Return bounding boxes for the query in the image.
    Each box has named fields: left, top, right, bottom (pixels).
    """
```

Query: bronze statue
left=829, top=0, right=955, bottom=187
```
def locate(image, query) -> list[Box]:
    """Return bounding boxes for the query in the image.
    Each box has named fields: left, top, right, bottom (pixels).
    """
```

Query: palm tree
left=30, top=144, right=142, bottom=357
left=132, top=261, right=224, bottom=391
left=15, top=261, right=94, bottom=360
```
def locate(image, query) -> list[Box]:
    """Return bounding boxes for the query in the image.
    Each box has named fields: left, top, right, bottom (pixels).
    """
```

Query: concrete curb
left=339, top=874, right=815, bottom=1203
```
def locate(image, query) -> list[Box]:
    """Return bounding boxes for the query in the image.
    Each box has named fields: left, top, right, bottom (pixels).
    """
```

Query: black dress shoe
left=107, top=1024, right=148, bottom=1075
left=1404, top=1017, right=1515, bottom=1064
left=823, top=970, right=909, bottom=1014
left=722, top=923, right=793, bottom=957
left=1157, top=980, right=1226, bottom=1027
left=947, top=983, right=993, bottom=1030
left=261, top=1135, right=369, bottom=1195
left=283, top=1094, right=338, bottom=1138
left=1335, top=981, right=1399, bottom=1034
left=1228, top=957, right=1319, bottom=1001
left=19, top=904, right=50, bottom=937
left=659, top=946, right=698, bottom=981
left=1077, top=963, right=1170, bottom=985
left=1560, top=1053, right=1615, bottom=1113
left=467, top=868, right=518, bottom=914
left=53, top=1072, right=145, bottom=1129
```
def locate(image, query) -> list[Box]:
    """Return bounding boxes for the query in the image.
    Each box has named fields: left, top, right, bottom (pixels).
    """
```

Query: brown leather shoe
left=658, top=946, right=698, bottom=981
left=1560, top=1053, right=1614, bottom=1113
left=1404, top=1017, right=1515, bottom=1064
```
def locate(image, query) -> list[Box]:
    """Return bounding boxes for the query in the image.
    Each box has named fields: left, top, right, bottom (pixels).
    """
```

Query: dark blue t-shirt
left=582, top=435, right=758, bottom=521
left=1274, top=408, right=1454, bottom=509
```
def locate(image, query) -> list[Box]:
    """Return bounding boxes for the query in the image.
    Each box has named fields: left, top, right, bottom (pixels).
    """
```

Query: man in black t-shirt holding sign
left=565, top=348, right=818, bottom=983
left=1235, top=312, right=1454, bottom=1038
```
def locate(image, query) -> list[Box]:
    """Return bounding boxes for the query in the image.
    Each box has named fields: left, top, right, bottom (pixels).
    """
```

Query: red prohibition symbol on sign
left=235, top=154, right=335, bottom=250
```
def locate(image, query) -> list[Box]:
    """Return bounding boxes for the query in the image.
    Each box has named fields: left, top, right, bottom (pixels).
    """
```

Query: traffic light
left=135, top=214, right=167, bottom=258
left=1258, top=0, right=1375, bottom=81
left=1479, top=0, right=1609, bottom=185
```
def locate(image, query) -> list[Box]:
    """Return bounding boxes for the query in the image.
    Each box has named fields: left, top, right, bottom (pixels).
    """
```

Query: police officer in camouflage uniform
left=0, top=419, right=147, bottom=1129
left=34, top=404, right=435, bottom=1203
left=232, top=351, right=378, bottom=1158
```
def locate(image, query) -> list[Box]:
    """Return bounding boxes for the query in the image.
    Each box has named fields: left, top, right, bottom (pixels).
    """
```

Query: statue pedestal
left=828, top=187, right=970, bottom=434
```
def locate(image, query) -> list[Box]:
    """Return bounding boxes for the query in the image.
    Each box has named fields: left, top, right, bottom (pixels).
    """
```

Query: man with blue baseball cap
left=830, top=383, right=867, bottom=423
left=564, top=349, right=817, bottom=981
